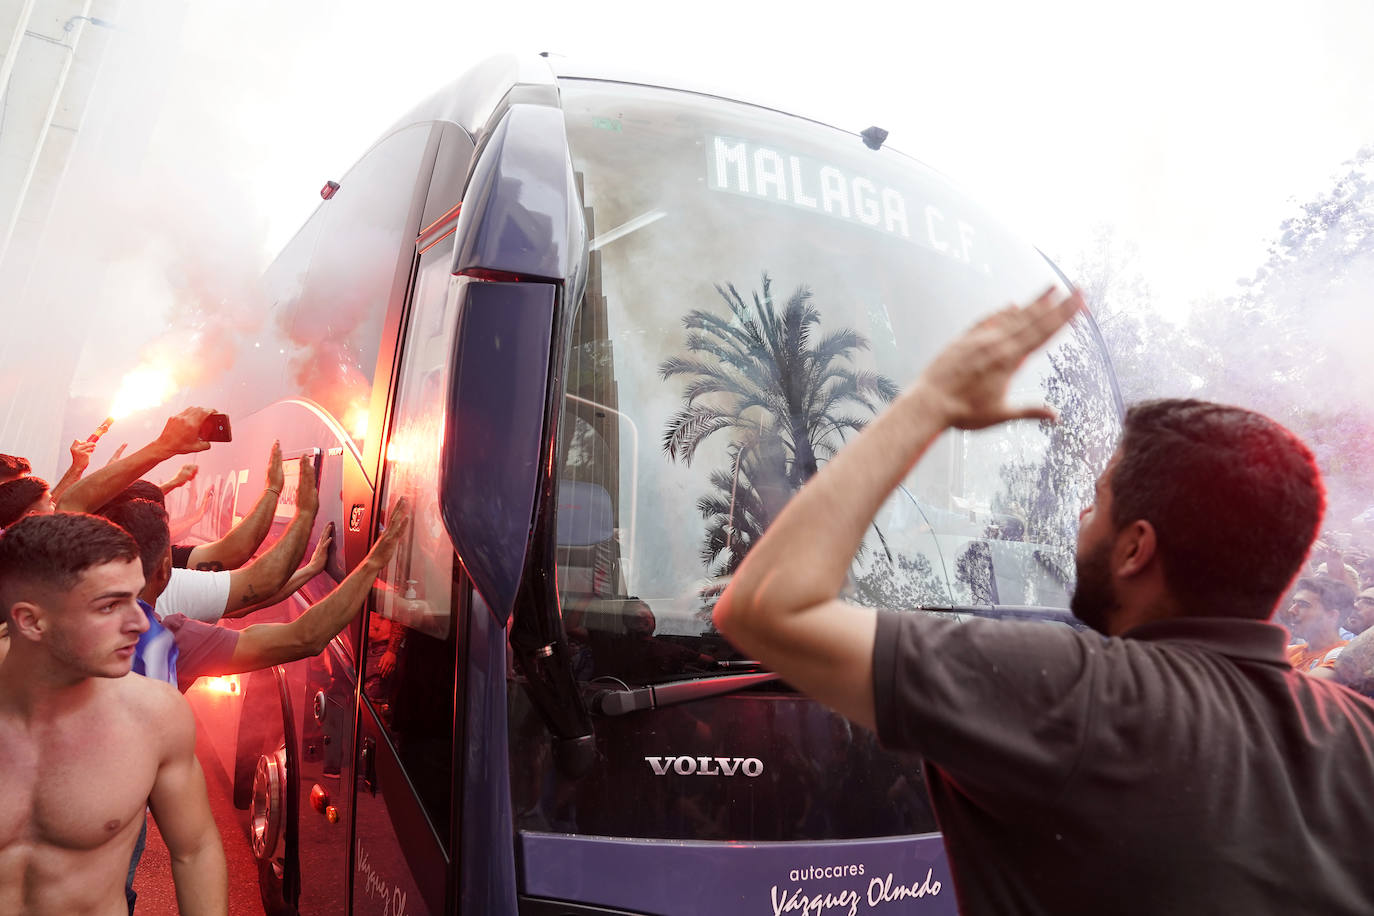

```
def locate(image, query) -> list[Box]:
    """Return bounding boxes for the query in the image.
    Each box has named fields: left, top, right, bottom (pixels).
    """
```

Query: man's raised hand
left=68, top=439, right=96, bottom=471
left=155, top=407, right=217, bottom=456
left=295, top=458, right=319, bottom=515
left=917, top=287, right=1083, bottom=431
left=367, top=498, right=412, bottom=571
left=164, top=464, right=199, bottom=492
left=265, top=441, right=284, bottom=493
left=306, top=522, right=335, bottom=575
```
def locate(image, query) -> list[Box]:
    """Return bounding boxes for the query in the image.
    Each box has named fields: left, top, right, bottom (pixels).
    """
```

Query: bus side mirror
left=439, top=279, right=556, bottom=625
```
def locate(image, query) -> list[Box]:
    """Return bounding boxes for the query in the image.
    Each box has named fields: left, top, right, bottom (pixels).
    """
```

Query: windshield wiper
left=585, top=671, right=780, bottom=716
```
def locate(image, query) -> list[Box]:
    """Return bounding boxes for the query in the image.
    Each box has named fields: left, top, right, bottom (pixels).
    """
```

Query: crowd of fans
left=1279, top=530, right=1374, bottom=686
left=0, top=406, right=407, bottom=914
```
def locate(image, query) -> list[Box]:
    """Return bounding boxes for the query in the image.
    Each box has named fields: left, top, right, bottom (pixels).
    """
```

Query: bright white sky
left=35, top=0, right=1374, bottom=425
left=7, top=0, right=1372, bottom=480
left=153, top=0, right=1374, bottom=319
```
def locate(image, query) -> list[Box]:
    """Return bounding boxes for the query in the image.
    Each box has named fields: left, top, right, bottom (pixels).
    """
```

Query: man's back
left=874, top=612, right=1374, bottom=914
left=0, top=673, right=182, bottom=916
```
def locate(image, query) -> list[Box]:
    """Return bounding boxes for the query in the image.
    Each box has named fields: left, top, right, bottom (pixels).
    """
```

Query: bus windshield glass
left=555, top=79, right=1120, bottom=682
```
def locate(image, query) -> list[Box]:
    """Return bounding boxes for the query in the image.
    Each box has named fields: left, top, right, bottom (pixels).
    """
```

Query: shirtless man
left=0, top=513, right=227, bottom=915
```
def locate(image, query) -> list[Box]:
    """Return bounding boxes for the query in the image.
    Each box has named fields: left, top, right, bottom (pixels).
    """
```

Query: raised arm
left=222, top=522, right=335, bottom=619
left=146, top=686, right=228, bottom=916
left=48, top=439, right=95, bottom=503
left=56, top=407, right=214, bottom=513
left=222, top=458, right=318, bottom=614
left=160, top=463, right=199, bottom=495
left=227, top=501, right=410, bottom=670
left=187, top=442, right=283, bottom=571
left=712, top=288, right=1083, bottom=731
left=168, top=486, right=213, bottom=543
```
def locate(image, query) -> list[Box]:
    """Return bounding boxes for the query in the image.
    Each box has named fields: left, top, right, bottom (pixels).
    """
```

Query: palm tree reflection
left=660, top=272, right=897, bottom=581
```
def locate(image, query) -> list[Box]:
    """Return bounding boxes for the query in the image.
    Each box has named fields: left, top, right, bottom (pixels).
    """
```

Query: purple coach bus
left=173, top=53, right=1123, bottom=914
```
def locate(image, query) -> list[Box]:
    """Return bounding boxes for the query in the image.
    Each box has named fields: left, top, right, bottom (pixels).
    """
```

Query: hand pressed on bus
left=179, top=441, right=285, bottom=572
left=219, top=459, right=319, bottom=617
left=224, top=498, right=411, bottom=671
left=266, top=440, right=285, bottom=493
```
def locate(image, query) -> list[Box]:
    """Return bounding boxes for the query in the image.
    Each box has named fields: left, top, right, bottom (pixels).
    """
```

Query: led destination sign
left=707, top=136, right=980, bottom=266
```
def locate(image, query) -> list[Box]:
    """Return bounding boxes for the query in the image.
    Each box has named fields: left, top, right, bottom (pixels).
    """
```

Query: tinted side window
left=364, top=242, right=462, bottom=846
left=277, top=124, right=431, bottom=445
left=421, top=123, right=474, bottom=231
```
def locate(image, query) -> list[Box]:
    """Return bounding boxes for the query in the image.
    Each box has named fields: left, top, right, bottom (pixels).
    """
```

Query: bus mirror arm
left=441, top=278, right=599, bottom=777
left=509, top=630, right=598, bottom=777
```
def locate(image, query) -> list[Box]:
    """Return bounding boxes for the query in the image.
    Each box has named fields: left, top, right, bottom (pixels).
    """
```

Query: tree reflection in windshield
left=923, top=318, right=1120, bottom=609
left=660, top=272, right=897, bottom=586
left=659, top=283, right=1118, bottom=615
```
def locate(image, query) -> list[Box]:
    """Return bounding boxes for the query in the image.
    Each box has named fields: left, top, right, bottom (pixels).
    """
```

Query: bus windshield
left=555, top=79, right=1120, bottom=683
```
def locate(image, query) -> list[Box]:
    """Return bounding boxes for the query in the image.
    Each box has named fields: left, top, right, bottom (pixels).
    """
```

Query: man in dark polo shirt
left=714, top=287, right=1374, bottom=914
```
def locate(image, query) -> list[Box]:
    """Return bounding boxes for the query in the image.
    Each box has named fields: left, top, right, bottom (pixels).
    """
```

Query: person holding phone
left=57, top=406, right=221, bottom=515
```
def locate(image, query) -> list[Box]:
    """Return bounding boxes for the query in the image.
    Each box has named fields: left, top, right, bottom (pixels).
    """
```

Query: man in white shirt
left=152, top=459, right=317, bottom=623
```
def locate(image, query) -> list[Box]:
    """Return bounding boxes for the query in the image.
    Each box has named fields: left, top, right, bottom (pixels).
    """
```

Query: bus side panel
left=353, top=707, right=446, bottom=915
left=520, top=833, right=956, bottom=915
left=179, top=399, right=363, bottom=911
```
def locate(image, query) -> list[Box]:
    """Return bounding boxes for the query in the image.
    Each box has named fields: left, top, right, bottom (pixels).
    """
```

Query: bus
left=169, top=52, right=1123, bottom=915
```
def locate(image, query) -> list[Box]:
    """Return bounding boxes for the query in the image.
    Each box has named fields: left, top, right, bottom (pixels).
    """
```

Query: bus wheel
left=252, top=743, right=297, bottom=914
left=250, top=745, right=287, bottom=860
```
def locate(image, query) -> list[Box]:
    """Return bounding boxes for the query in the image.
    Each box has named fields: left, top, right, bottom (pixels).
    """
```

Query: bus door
left=352, top=239, right=464, bottom=915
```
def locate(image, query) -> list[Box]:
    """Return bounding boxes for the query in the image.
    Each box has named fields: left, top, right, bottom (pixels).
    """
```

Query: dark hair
left=1293, top=576, right=1356, bottom=616
left=99, top=479, right=166, bottom=511
left=1110, top=399, right=1324, bottom=621
left=0, top=454, right=30, bottom=482
left=98, top=499, right=170, bottom=582
left=0, top=513, right=140, bottom=623
left=0, top=477, right=50, bottom=529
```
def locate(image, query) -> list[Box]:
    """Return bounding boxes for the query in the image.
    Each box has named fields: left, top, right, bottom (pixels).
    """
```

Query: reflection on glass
left=271, top=124, right=430, bottom=450
left=365, top=244, right=460, bottom=849
left=377, top=253, right=455, bottom=639
left=554, top=80, right=1121, bottom=683
left=660, top=274, right=897, bottom=581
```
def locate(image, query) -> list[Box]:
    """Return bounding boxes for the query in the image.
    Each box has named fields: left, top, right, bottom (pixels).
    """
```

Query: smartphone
left=199, top=412, right=233, bottom=442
